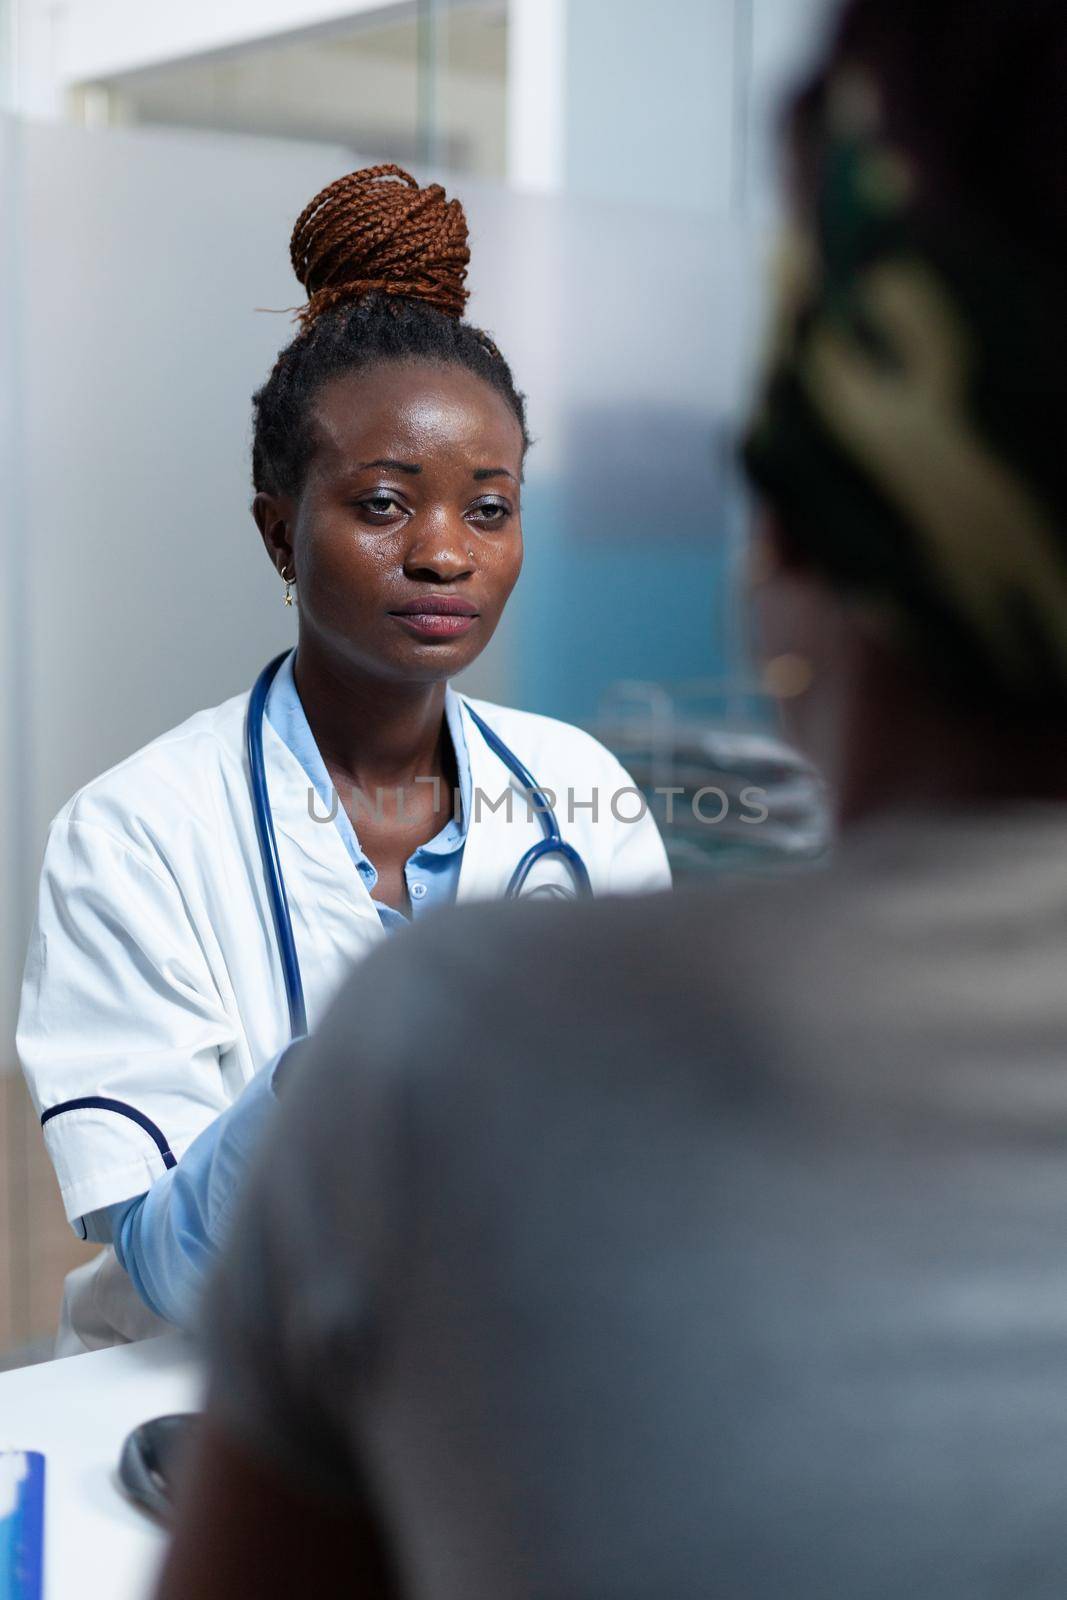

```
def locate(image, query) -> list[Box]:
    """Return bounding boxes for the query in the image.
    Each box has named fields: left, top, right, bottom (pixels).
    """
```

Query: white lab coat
left=17, top=683, right=671, bottom=1354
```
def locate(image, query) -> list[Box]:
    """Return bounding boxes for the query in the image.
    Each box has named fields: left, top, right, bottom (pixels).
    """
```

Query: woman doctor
left=17, top=165, right=670, bottom=1354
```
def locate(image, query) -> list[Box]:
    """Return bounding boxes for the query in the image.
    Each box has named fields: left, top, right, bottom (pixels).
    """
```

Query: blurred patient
left=158, top=1, right=1067, bottom=1595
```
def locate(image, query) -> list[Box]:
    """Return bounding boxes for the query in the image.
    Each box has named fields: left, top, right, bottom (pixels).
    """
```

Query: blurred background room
left=0, top=0, right=833, bottom=1362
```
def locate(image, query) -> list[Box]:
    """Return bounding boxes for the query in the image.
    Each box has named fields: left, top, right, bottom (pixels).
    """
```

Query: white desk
left=0, top=1336, right=201, bottom=1600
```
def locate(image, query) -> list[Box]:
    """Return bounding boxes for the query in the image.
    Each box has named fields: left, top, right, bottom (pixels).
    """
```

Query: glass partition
left=69, top=1, right=510, bottom=182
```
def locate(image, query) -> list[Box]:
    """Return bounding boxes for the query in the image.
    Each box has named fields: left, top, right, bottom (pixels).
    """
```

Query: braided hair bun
left=251, top=165, right=528, bottom=497
left=290, top=164, right=471, bottom=327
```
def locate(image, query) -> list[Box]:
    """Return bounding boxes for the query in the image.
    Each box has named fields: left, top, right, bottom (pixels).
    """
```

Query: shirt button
left=410, top=881, right=428, bottom=900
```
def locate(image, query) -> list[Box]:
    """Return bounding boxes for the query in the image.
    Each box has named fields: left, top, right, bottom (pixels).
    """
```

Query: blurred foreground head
left=745, top=0, right=1067, bottom=783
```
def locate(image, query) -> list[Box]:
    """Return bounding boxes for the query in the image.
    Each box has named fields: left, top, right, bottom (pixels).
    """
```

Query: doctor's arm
left=18, top=814, right=287, bottom=1333
left=106, top=1050, right=294, bottom=1328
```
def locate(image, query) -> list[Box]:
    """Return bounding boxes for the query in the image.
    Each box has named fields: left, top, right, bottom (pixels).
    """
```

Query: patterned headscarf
left=743, top=70, right=1067, bottom=711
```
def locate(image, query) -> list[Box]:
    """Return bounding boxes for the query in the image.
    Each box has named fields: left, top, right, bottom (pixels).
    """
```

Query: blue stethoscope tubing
left=247, top=654, right=310, bottom=1040
left=246, top=652, right=592, bottom=1041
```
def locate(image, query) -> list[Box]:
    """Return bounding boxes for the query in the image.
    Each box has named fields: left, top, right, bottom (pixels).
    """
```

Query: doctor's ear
left=252, top=491, right=295, bottom=577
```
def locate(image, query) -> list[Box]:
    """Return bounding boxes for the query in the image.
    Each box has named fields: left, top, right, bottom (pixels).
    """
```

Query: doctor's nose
left=403, top=517, right=475, bottom=583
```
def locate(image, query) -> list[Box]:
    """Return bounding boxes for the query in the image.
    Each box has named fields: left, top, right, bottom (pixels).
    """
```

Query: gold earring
left=763, top=652, right=815, bottom=700
left=282, top=567, right=295, bottom=608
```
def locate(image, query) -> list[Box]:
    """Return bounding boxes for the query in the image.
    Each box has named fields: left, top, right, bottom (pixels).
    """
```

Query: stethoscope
left=247, top=652, right=592, bottom=1039
left=43, top=650, right=591, bottom=1184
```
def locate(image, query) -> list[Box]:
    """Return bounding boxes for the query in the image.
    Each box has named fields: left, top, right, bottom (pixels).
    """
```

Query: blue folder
left=0, top=1453, right=44, bottom=1600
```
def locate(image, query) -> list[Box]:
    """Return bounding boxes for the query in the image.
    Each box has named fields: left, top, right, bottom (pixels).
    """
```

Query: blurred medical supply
left=596, top=679, right=832, bottom=875
left=117, top=1416, right=199, bottom=1523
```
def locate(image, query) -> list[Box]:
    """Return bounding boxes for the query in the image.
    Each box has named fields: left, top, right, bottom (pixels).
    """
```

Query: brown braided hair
left=252, top=164, right=528, bottom=497
left=290, top=163, right=470, bottom=326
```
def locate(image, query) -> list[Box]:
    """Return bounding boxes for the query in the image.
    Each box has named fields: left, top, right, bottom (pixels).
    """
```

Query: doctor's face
left=259, top=361, right=525, bottom=686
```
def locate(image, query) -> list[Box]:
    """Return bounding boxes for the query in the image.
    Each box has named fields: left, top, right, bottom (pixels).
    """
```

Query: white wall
left=506, top=0, right=835, bottom=214
left=506, top=0, right=565, bottom=191
left=563, top=0, right=738, bottom=213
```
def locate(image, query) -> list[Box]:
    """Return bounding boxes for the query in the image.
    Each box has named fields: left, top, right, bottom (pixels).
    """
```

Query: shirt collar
left=264, top=650, right=472, bottom=867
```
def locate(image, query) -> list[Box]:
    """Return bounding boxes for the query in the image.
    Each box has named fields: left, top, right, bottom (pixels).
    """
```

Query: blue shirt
left=94, top=656, right=472, bottom=1324
left=265, top=650, right=472, bottom=930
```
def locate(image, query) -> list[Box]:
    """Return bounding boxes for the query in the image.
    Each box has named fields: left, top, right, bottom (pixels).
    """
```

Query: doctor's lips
left=389, top=596, right=480, bottom=640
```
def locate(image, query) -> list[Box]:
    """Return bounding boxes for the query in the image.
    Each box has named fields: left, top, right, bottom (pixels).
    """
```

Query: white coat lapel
left=261, top=718, right=375, bottom=899
left=258, top=719, right=385, bottom=1021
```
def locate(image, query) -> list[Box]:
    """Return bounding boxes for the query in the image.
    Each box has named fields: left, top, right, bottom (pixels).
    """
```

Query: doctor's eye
left=358, top=495, right=409, bottom=523
left=467, top=498, right=512, bottom=528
